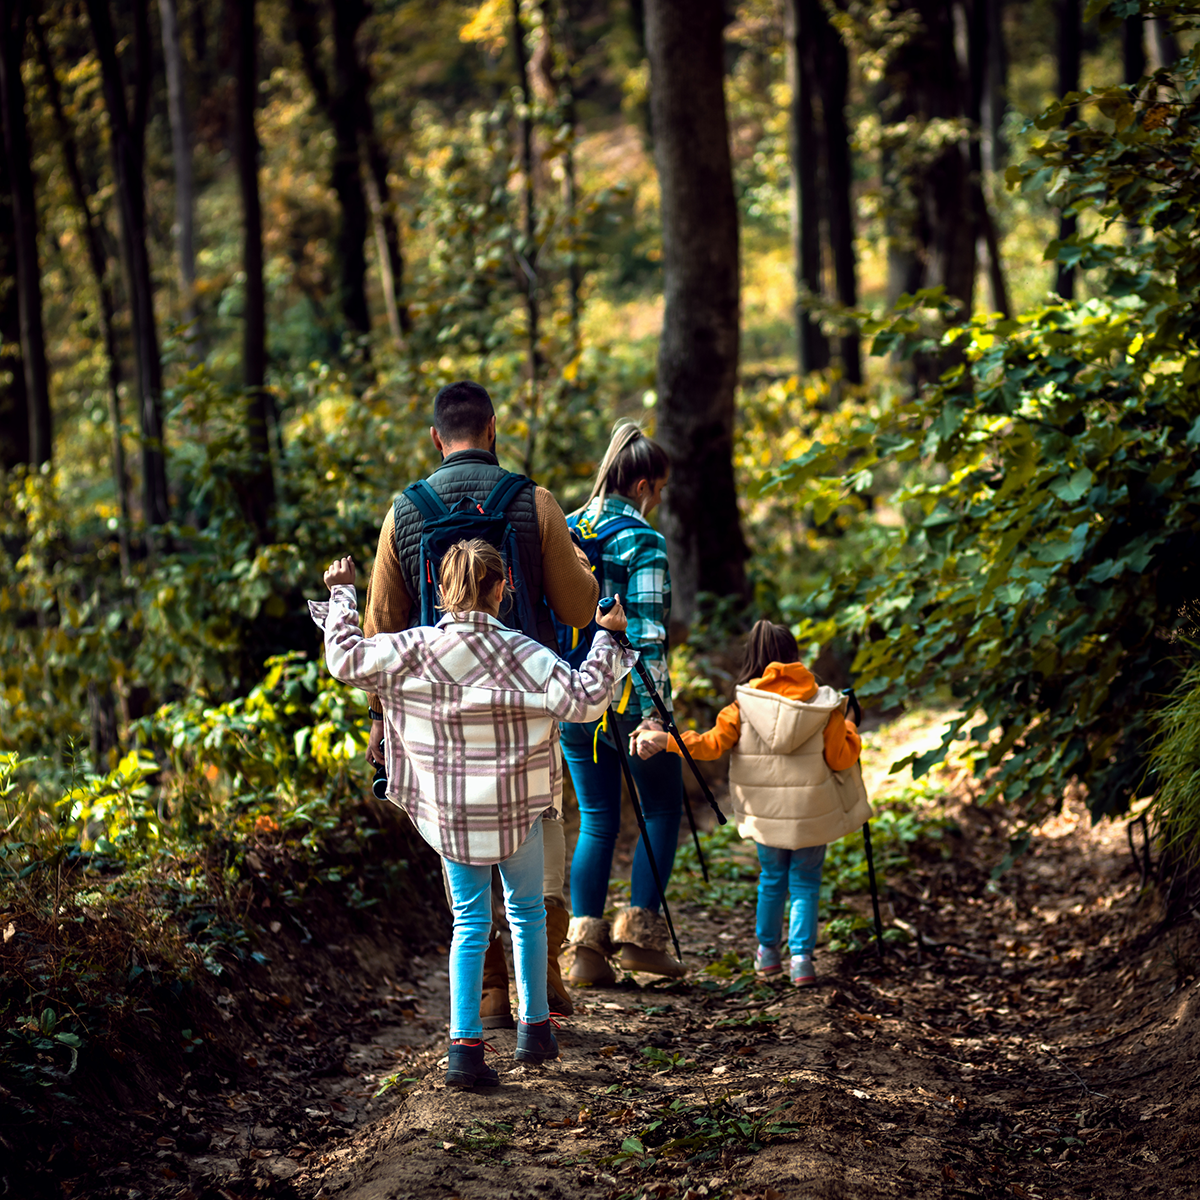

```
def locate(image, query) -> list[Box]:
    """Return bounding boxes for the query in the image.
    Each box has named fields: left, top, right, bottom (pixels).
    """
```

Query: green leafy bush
left=756, top=46, right=1200, bottom=822
left=1146, top=653, right=1200, bottom=865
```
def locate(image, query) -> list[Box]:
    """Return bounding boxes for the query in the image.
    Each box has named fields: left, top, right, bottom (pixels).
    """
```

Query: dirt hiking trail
left=219, top=793, right=1197, bottom=1200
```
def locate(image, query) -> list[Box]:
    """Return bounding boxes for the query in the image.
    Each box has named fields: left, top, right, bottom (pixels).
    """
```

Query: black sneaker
left=445, top=1041, right=500, bottom=1088
left=514, top=1020, right=559, bottom=1064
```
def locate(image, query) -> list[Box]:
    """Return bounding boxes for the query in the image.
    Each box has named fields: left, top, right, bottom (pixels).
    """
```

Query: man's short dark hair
left=433, top=381, right=495, bottom=443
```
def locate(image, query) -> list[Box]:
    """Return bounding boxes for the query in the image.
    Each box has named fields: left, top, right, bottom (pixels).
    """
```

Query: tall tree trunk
left=644, top=0, right=747, bottom=631
left=0, top=1, right=51, bottom=466
left=0, top=149, right=30, bottom=470
left=331, top=0, right=370, bottom=342
left=86, top=0, right=170, bottom=527
left=355, top=35, right=409, bottom=343
left=32, top=15, right=131, bottom=571
left=1148, top=17, right=1179, bottom=70
left=815, top=2, right=861, bottom=383
left=1124, top=12, right=1145, bottom=85
left=1055, top=0, right=1081, bottom=300
left=159, top=0, right=197, bottom=328
left=981, top=0, right=1007, bottom=174
left=785, top=0, right=828, bottom=376
left=965, top=0, right=1010, bottom=318
left=229, top=0, right=273, bottom=542
left=289, top=0, right=371, bottom=345
left=511, top=0, right=541, bottom=476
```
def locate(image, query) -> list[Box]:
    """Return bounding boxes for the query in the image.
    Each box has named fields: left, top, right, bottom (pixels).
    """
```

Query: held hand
left=324, top=555, right=355, bottom=589
left=595, top=594, right=627, bottom=633
left=631, top=730, right=668, bottom=759
left=366, top=720, right=385, bottom=767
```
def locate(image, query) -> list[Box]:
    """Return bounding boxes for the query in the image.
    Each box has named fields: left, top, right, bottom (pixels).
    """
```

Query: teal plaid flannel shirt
left=581, top=495, right=672, bottom=721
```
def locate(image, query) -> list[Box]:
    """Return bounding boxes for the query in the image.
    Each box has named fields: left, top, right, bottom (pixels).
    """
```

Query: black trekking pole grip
left=597, top=599, right=727, bottom=829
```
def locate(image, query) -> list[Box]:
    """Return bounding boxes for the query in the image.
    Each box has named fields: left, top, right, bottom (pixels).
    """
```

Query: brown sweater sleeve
left=535, top=486, right=599, bottom=627
left=362, top=505, right=412, bottom=712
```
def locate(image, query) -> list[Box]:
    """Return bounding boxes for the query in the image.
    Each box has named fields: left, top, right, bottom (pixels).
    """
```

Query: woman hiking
left=560, top=420, right=686, bottom=983
left=309, top=542, right=633, bottom=1087
left=634, top=619, right=868, bottom=987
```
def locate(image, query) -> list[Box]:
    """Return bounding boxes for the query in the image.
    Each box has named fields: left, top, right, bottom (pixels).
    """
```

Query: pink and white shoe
left=789, top=954, right=816, bottom=987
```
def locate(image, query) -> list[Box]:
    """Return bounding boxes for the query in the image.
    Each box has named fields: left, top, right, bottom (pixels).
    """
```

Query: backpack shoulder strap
left=481, top=471, right=532, bottom=517
left=403, top=479, right=450, bottom=522
left=592, top=515, right=643, bottom=544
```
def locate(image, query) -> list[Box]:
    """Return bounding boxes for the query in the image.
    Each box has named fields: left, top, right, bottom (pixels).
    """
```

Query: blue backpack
left=397, top=471, right=540, bottom=637
left=552, top=509, right=643, bottom=667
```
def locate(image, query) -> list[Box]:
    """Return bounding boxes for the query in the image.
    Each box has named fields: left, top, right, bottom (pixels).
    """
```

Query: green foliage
left=1146, top=650, right=1200, bottom=864
left=757, top=48, right=1200, bottom=821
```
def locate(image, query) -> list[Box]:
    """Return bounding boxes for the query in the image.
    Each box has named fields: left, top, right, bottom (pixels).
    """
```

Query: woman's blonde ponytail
left=579, top=419, right=671, bottom=514
left=437, top=539, right=507, bottom=614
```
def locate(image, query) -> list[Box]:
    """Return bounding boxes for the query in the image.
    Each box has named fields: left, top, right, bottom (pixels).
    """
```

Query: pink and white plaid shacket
left=309, top=584, right=636, bottom=866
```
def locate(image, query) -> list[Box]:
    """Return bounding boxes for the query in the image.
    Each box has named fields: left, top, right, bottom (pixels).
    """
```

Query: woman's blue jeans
left=755, top=842, right=827, bottom=957
left=560, top=717, right=683, bottom=918
left=443, top=819, right=548, bottom=1040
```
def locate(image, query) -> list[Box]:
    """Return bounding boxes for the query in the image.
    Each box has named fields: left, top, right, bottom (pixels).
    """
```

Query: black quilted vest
left=392, top=450, right=557, bottom=650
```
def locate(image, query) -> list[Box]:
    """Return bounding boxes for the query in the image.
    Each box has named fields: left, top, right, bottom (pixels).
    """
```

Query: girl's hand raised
left=595, top=595, right=627, bottom=633
left=324, top=556, right=355, bottom=589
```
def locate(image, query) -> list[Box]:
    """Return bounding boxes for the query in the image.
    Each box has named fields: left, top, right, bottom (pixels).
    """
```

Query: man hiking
left=362, top=380, right=600, bottom=1023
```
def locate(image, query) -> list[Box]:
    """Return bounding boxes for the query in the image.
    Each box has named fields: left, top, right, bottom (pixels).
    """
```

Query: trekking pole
left=607, top=706, right=684, bottom=964
left=598, top=599, right=727, bottom=836
left=844, top=686, right=885, bottom=961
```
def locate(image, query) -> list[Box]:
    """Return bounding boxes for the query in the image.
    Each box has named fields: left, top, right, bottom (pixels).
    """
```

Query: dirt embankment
left=16, top=785, right=1199, bottom=1200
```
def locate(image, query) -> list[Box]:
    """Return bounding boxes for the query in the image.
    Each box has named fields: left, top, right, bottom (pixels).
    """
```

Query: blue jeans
left=755, top=842, right=827, bottom=958
left=560, top=716, right=683, bottom=917
left=443, top=820, right=548, bottom=1040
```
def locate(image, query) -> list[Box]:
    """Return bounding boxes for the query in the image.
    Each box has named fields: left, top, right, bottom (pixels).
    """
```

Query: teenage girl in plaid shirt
left=561, top=422, right=686, bottom=983
left=311, top=542, right=633, bottom=1088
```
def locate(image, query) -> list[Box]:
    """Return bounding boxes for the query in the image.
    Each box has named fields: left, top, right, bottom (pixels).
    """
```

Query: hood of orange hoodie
left=735, top=661, right=845, bottom=755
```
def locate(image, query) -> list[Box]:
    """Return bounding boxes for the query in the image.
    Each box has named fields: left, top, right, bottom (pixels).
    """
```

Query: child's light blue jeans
left=755, top=842, right=827, bottom=957
left=443, top=819, right=549, bottom=1040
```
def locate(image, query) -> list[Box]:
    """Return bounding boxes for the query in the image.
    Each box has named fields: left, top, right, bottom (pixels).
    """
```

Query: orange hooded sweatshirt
left=667, top=661, right=861, bottom=771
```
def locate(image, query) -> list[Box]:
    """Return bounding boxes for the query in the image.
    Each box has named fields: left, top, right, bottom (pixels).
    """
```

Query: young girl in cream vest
left=634, top=620, right=868, bottom=986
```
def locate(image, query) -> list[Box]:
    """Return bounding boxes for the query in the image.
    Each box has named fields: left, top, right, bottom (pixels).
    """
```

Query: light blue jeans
left=443, top=819, right=549, bottom=1040
left=755, top=842, right=827, bottom=958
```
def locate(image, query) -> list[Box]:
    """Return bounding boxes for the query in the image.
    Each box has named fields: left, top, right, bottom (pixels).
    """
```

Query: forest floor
left=16, top=729, right=1200, bottom=1200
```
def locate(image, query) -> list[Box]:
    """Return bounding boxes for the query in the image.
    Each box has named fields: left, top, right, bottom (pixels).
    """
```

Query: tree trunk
left=159, top=0, right=197, bottom=328
left=229, top=0, right=274, bottom=542
left=86, top=0, right=170, bottom=527
left=1124, top=13, right=1145, bottom=85
left=965, top=0, right=1010, bottom=318
left=981, top=0, right=1007, bottom=174
left=31, top=14, right=131, bottom=571
left=511, top=0, right=541, bottom=476
left=0, top=0, right=51, bottom=466
left=785, top=0, right=828, bottom=376
left=0, top=147, right=30, bottom=470
left=355, top=31, right=409, bottom=343
left=331, top=0, right=370, bottom=341
left=644, top=0, right=747, bottom=631
left=815, top=2, right=861, bottom=383
left=289, top=0, right=371, bottom=344
left=1055, top=0, right=1080, bottom=300
left=1148, top=17, right=1179, bottom=70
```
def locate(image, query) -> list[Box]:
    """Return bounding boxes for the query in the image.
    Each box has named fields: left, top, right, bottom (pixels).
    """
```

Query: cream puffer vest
left=727, top=683, right=872, bottom=850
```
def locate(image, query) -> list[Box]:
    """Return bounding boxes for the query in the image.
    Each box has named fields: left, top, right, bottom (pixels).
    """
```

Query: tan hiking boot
left=611, top=906, right=686, bottom=978
left=566, top=915, right=617, bottom=987
left=545, top=901, right=574, bottom=1016
left=480, top=932, right=515, bottom=1029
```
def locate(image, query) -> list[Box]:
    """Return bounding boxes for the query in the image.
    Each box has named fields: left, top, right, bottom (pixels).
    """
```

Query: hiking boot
left=514, top=1019, right=559, bottom=1064
left=754, top=944, right=782, bottom=976
left=566, top=916, right=617, bottom=987
left=790, top=954, right=816, bottom=987
left=545, top=901, right=574, bottom=1016
left=480, top=932, right=515, bottom=1029
left=612, top=906, right=686, bottom=978
left=446, top=1041, right=499, bottom=1088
